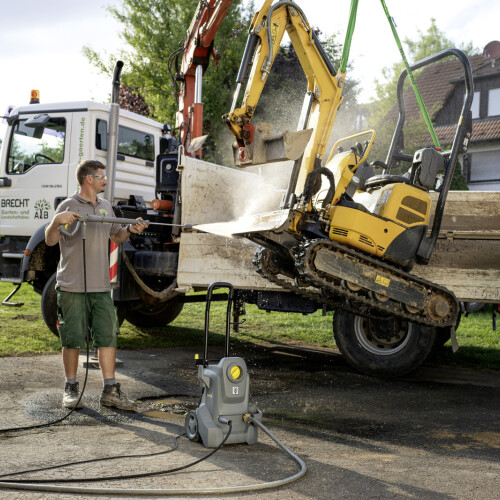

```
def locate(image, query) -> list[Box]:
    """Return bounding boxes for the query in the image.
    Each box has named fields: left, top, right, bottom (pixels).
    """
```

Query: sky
left=1, top=0, right=500, bottom=122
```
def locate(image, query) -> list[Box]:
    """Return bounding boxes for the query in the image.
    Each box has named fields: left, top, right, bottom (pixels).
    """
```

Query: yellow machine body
left=322, top=142, right=432, bottom=261
left=327, top=182, right=432, bottom=258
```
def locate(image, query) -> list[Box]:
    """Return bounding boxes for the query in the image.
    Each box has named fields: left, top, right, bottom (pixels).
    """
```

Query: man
left=45, top=159, right=147, bottom=410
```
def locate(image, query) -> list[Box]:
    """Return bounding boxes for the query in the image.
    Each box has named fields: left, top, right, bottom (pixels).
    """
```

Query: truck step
left=1, top=278, right=23, bottom=283
left=1, top=253, right=25, bottom=259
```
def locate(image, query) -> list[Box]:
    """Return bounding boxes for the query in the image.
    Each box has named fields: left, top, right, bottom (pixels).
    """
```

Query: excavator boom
left=223, top=0, right=345, bottom=200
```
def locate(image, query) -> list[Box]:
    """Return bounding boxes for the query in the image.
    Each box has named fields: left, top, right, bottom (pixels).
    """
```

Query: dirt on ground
left=0, top=342, right=499, bottom=499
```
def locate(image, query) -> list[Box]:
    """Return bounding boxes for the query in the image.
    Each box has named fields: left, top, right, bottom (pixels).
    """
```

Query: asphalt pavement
left=0, top=343, right=499, bottom=499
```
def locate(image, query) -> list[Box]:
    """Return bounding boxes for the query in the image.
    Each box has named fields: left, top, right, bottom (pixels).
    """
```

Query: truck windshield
left=7, top=117, right=66, bottom=175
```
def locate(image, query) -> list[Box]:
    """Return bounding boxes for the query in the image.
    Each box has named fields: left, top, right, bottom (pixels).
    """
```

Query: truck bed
left=177, top=155, right=500, bottom=301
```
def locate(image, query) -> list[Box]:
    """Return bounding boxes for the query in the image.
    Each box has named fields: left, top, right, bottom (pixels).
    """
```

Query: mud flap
left=450, top=326, right=459, bottom=352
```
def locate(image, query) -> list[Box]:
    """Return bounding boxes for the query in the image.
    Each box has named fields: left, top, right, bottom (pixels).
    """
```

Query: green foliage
left=83, top=0, right=251, bottom=164
left=450, top=161, right=469, bottom=190
left=41, top=139, right=64, bottom=163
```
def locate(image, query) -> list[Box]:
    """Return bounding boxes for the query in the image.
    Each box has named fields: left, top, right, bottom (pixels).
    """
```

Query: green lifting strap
left=380, top=0, right=441, bottom=149
left=339, top=0, right=359, bottom=74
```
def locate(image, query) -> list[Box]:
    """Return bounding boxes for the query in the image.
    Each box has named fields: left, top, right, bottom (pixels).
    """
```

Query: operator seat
left=363, top=147, right=443, bottom=191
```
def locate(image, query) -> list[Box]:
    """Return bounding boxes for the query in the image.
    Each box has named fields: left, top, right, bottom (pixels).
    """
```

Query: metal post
left=104, top=61, right=124, bottom=203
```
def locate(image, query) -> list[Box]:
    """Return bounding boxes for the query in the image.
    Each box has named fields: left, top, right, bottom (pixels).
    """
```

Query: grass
left=0, top=282, right=498, bottom=372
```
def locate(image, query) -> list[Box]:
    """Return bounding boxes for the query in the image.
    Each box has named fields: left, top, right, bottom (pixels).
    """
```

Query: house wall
left=436, top=73, right=500, bottom=191
left=463, top=143, right=500, bottom=191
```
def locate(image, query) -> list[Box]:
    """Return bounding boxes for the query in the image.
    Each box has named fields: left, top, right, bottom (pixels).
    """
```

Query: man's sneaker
left=100, top=383, right=137, bottom=411
left=62, top=382, right=83, bottom=409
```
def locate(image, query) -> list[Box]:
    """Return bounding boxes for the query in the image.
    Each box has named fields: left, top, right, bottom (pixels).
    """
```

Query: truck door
left=0, top=112, right=72, bottom=237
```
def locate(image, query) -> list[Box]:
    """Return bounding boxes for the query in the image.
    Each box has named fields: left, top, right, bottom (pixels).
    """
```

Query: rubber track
left=254, top=240, right=459, bottom=328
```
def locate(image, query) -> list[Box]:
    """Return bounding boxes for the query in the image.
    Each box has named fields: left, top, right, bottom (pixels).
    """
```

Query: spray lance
left=57, top=209, right=195, bottom=237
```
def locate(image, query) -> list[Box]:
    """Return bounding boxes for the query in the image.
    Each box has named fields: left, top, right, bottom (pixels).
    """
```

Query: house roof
left=436, top=119, right=500, bottom=145
left=387, top=51, right=500, bottom=144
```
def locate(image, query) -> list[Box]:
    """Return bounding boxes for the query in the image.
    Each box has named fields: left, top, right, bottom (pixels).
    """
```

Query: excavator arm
left=223, top=0, right=345, bottom=197
left=171, top=0, right=234, bottom=157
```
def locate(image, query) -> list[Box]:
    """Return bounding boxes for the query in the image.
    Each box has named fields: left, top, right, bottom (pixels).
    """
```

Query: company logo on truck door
left=34, top=199, right=51, bottom=219
left=1, top=198, right=29, bottom=208
left=1, top=198, right=30, bottom=219
left=0, top=198, right=51, bottom=220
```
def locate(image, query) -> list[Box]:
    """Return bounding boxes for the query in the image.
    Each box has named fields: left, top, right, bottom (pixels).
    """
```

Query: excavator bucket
left=193, top=209, right=292, bottom=238
left=233, top=123, right=313, bottom=167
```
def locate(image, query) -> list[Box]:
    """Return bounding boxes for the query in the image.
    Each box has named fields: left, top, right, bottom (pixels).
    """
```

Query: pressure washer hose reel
left=185, top=282, right=262, bottom=448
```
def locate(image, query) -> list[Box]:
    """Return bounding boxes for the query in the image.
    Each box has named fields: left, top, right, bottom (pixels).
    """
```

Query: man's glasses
left=88, top=174, right=107, bottom=180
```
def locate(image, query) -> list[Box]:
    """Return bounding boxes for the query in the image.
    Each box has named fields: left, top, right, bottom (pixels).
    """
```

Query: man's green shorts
left=56, top=290, right=118, bottom=349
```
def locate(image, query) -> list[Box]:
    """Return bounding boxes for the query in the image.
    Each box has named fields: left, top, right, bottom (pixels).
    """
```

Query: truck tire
left=41, top=273, right=58, bottom=337
left=333, top=310, right=436, bottom=377
left=125, top=298, right=184, bottom=327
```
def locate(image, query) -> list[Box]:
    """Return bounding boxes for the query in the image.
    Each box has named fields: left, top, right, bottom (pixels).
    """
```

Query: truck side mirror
left=24, top=114, right=50, bottom=128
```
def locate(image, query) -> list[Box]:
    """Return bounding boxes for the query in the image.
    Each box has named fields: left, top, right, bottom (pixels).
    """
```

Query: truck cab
left=0, top=100, right=168, bottom=293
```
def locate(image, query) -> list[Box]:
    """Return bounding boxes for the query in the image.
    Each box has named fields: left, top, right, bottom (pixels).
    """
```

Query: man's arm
left=110, top=219, right=148, bottom=244
left=45, top=211, right=82, bottom=246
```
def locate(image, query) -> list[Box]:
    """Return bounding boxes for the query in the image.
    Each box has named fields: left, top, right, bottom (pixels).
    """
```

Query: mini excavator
left=217, top=0, right=474, bottom=330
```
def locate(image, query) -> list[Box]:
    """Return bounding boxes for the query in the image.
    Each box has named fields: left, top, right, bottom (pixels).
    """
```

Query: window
left=96, top=119, right=155, bottom=161
left=469, top=150, right=500, bottom=183
left=488, top=88, right=500, bottom=117
left=7, top=118, right=66, bottom=174
left=470, top=91, right=480, bottom=119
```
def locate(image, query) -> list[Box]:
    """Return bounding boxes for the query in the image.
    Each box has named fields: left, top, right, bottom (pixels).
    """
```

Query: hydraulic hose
left=0, top=417, right=307, bottom=496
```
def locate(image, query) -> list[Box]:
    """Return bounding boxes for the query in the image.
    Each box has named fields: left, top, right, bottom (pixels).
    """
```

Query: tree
left=83, top=0, right=251, bottom=163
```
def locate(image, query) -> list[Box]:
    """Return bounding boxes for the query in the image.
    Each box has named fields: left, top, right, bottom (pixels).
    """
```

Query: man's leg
left=98, top=347, right=116, bottom=380
left=58, top=290, right=86, bottom=409
left=94, top=293, right=136, bottom=411
left=62, top=348, right=80, bottom=379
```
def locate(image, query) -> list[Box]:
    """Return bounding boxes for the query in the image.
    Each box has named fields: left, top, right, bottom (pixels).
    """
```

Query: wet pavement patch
left=139, top=395, right=199, bottom=420
left=21, top=390, right=143, bottom=427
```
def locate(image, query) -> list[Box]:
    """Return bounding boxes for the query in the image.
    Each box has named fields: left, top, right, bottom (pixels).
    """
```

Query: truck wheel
left=125, top=298, right=184, bottom=327
left=333, top=310, right=436, bottom=377
left=41, top=273, right=58, bottom=337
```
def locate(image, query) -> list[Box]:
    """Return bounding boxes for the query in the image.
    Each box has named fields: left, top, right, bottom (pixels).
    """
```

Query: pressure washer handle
left=58, top=220, right=83, bottom=237
left=203, top=282, right=235, bottom=362
left=75, top=213, right=151, bottom=226
left=57, top=210, right=150, bottom=236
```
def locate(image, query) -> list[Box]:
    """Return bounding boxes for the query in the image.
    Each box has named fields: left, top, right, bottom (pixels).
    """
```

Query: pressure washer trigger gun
left=57, top=210, right=84, bottom=237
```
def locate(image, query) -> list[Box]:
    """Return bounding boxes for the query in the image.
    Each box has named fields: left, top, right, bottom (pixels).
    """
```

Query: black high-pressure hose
left=0, top=232, right=91, bottom=434
left=0, top=416, right=307, bottom=496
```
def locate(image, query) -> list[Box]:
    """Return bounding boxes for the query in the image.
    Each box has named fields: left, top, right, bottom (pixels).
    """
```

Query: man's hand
left=55, top=211, right=82, bottom=227
left=45, top=211, right=81, bottom=246
left=111, top=217, right=148, bottom=244
left=128, top=218, right=148, bottom=234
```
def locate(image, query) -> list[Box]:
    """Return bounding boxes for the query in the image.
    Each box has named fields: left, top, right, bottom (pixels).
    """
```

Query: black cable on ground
left=0, top=234, right=91, bottom=434
left=0, top=424, right=232, bottom=484
left=0, top=417, right=307, bottom=496
left=0, top=434, right=181, bottom=480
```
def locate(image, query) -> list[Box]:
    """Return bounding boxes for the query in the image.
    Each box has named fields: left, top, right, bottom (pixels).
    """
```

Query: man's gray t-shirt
left=55, top=193, right=122, bottom=293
